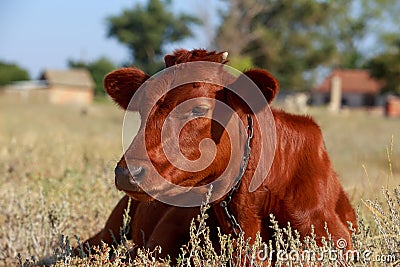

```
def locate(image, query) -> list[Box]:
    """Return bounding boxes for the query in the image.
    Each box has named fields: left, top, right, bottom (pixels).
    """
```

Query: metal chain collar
left=219, top=115, right=254, bottom=236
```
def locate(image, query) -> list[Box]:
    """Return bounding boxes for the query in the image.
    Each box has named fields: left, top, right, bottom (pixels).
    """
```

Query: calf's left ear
left=226, top=68, right=279, bottom=113
left=104, top=68, right=150, bottom=110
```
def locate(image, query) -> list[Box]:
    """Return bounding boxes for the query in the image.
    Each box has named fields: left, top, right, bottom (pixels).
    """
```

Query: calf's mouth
left=114, top=163, right=216, bottom=203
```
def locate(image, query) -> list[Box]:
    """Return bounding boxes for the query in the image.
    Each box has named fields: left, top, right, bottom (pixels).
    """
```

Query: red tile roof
left=315, top=69, right=383, bottom=94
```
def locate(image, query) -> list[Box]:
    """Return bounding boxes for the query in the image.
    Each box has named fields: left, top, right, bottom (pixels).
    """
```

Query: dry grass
left=0, top=96, right=125, bottom=265
left=309, top=108, right=400, bottom=191
left=0, top=96, right=399, bottom=266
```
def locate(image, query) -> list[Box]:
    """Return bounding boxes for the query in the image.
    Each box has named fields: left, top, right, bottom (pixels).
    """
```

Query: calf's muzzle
left=114, top=165, right=145, bottom=192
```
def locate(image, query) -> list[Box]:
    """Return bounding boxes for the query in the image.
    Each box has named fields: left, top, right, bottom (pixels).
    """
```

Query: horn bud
left=222, top=52, right=228, bottom=60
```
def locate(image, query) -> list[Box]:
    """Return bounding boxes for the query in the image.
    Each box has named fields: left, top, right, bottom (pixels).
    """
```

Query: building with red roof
left=311, top=69, right=384, bottom=107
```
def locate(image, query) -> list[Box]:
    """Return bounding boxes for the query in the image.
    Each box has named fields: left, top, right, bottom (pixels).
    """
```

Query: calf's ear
left=104, top=68, right=150, bottom=110
left=226, top=68, right=279, bottom=113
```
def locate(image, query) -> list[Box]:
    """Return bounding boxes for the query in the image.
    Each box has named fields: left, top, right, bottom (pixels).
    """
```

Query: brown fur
left=80, top=49, right=357, bottom=261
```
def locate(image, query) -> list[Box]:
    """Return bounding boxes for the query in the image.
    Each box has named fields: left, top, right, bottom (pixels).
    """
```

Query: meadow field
left=0, top=95, right=399, bottom=266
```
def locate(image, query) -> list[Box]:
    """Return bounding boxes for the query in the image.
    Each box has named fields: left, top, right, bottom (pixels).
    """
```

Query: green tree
left=216, top=0, right=398, bottom=90
left=359, top=0, right=400, bottom=50
left=367, top=38, right=400, bottom=94
left=106, top=0, right=200, bottom=74
left=0, top=61, right=30, bottom=86
left=68, top=57, right=116, bottom=96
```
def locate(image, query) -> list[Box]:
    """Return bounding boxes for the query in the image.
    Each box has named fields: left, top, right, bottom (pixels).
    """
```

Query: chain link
left=219, top=115, right=253, bottom=236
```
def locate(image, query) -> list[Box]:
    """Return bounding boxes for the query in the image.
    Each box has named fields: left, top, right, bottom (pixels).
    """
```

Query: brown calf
left=80, top=49, right=356, bottom=261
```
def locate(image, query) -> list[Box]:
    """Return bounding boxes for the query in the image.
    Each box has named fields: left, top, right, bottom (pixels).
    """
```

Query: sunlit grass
left=309, top=108, right=400, bottom=199
left=0, top=96, right=399, bottom=266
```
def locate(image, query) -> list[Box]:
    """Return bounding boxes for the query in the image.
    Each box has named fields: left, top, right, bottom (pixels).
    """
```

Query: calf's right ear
left=226, top=68, right=279, bottom=114
left=104, top=68, right=150, bottom=110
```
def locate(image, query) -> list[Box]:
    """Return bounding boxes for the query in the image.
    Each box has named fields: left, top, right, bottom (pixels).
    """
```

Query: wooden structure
left=386, top=96, right=400, bottom=118
left=1, top=69, right=94, bottom=105
left=41, top=69, right=94, bottom=105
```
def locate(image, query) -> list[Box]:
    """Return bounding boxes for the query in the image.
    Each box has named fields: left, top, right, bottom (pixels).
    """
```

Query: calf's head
left=104, top=49, right=279, bottom=206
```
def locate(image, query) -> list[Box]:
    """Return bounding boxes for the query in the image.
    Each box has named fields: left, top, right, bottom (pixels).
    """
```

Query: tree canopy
left=216, top=0, right=400, bottom=91
left=106, top=0, right=200, bottom=74
left=0, top=61, right=30, bottom=86
left=367, top=38, right=400, bottom=94
left=216, top=0, right=367, bottom=89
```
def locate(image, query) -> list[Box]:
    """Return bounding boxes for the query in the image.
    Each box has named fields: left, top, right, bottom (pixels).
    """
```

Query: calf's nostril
left=130, top=166, right=145, bottom=178
left=127, top=166, right=145, bottom=189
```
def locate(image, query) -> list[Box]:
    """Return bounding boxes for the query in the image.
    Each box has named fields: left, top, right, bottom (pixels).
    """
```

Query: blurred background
left=1, top=0, right=400, bottom=94
left=0, top=0, right=399, bottom=265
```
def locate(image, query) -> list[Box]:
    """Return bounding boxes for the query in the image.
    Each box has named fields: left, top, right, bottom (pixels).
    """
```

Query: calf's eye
left=190, top=106, right=209, bottom=117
